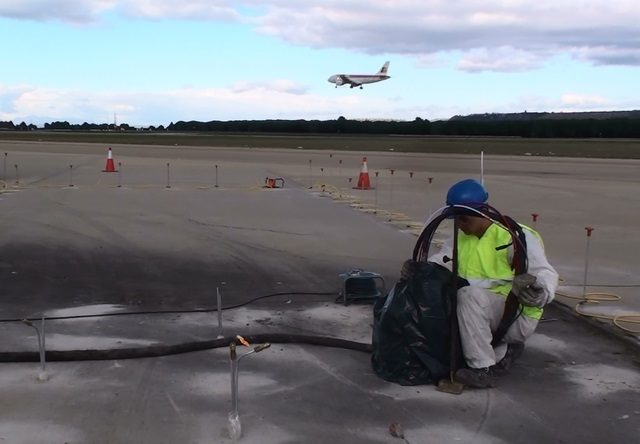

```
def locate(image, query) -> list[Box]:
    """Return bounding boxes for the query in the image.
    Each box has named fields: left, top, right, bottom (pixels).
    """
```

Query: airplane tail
left=377, top=61, right=390, bottom=75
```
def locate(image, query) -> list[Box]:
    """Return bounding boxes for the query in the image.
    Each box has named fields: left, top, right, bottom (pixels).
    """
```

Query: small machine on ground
left=338, top=269, right=385, bottom=305
left=264, top=177, right=285, bottom=188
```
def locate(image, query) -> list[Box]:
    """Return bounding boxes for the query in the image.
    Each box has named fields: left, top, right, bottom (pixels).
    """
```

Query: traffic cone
left=102, top=147, right=118, bottom=172
left=353, top=157, right=373, bottom=189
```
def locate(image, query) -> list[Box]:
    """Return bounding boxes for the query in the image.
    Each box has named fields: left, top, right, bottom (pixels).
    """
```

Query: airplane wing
left=339, top=75, right=362, bottom=87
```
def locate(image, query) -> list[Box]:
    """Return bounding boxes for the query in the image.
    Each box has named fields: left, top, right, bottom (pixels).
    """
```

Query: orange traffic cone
left=102, top=147, right=118, bottom=172
left=353, top=157, right=373, bottom=190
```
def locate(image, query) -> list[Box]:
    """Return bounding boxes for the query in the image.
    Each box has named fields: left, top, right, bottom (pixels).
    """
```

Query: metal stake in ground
left=374, top=171, right=380, bottom=214
left=69, top=165, right=74, bottom=187
left=215, top=164, right=219, bottom=188
left=531, top=213, right=539, bottom=230
left=583, top=227, right=594, bottom=299
left=216, top=287, right=224, bottom=339
left=117, top=162, right=122, bottom=188
left=2, top=152, right=7, bottom=181
left=21, top=318, right=49, bottom=382
left=308, top=159, right=313, bottom=189
left=336, top=160, right=343, bottom=197
left=388, top=169, right=395, bottom=221
left=228, top=338, right=271, bottom=441
left=426, top=177, right=433, bottom=218
left=166, top=162, right=171, bottom=189
left=14, top=164, right=19, bottom=185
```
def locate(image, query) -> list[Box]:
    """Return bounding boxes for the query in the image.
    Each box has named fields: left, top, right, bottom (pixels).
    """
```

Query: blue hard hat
left=446, top=179, right=488, bottom=206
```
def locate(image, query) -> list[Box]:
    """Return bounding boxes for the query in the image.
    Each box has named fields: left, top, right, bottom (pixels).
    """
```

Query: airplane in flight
left=328, top=61, right=390, bottom=89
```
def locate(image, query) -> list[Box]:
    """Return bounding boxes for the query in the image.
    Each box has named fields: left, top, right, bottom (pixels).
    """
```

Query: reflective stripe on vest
left=457, top=223, right=543, bottom=320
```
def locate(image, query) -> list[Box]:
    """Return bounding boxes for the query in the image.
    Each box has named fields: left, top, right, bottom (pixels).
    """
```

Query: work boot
left=493, top=342, right=525, bottom=375
left=454, top=367, right=496, bottom=388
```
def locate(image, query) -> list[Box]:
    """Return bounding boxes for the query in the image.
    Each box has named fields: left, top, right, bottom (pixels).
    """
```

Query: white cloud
left=0, top=0, right=116, bottom=24
left=117, top=0, right=240, bottom=21
left=0, top=83, right=392, bottom=126
left=1, top=1, right=639, bottom=70
left=506, top=93, right=613, bottom=114
left=575, top=46, right=640, bottom=66
left=0, top=80, right=637, bottom=126
left=2, top=82, right=630, bottom=126
left=458, top=46, right=543, bottom=72
left=249, top=1, right=640, bottom=69
left=230, top=79, right=307, bottom=95
left=559, top=93, right=609, bottom=108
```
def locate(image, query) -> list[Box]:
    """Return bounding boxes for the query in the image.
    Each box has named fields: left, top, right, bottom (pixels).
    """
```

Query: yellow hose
left=556, top=289, right=640, bottom=334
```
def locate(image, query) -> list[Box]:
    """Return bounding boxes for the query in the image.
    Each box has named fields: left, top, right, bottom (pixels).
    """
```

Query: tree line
left=0, top=121, right=164, bottom=132
left=1, top=113, right=639, bottom=138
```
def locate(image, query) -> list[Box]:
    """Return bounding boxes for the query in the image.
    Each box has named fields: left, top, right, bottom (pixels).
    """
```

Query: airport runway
left=0, top=142, right=417, bottom=319
left=0, top=140, right=638, bottom=443
left=2, top=141, right=638, bottom=328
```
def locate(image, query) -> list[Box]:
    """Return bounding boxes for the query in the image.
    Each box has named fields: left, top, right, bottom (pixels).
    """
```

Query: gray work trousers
left=457, top=286, right=539, bottom=369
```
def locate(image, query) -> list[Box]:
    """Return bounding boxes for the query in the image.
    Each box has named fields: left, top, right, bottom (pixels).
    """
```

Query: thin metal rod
left=388, top=169, right=394, bottom=221
left=230, top=349, right=238, bottom=415
left=217, top=287, right=223, bottom=338
left=426, top=177, right=433, bottom=218
left=39, top=317, right=46, bottom=372
left=374, top=172, right=379, bottom=214
left=583, top=227, right=594, bottom=298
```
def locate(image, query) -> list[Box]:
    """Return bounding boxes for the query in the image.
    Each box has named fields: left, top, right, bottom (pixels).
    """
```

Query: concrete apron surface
left=0, top=141, right=638, bottom=443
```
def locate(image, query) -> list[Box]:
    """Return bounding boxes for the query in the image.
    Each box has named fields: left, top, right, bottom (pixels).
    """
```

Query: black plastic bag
left=371, top=262, right=460, bottom=385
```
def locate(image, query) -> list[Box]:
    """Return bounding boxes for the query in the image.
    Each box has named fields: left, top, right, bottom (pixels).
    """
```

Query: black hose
left=0, top=290, right=373, bottom=363
left=0, top=291, right=337, bottom=324
left=0, top=333, right=372, bottom=363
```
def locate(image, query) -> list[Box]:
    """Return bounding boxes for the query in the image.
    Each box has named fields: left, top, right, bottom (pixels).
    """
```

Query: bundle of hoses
left=413, top=203, right=527, bottom=268
left=412, top=203, right=529, bottom=379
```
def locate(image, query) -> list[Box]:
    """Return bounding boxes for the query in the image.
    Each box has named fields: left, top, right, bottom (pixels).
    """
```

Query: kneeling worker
left=404, top=179, right=559, bottom=388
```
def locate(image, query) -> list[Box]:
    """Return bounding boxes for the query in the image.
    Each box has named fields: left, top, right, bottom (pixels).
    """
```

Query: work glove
left=512, top=273, right=547, bottom=307
left=400, top=259, right=417, bottom=281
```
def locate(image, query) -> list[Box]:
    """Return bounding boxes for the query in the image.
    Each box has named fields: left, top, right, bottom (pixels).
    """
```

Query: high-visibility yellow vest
left=457, top=223, right=543, bottom=320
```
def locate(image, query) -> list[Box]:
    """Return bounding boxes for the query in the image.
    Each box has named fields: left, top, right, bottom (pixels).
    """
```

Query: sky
left=1, top=0, right=639, bottom=127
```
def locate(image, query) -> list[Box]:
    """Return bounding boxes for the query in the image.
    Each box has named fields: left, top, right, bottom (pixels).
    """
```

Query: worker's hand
left=400, top=259, right=417, bottom=281
left=512, top=273, right=546, bottom=307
